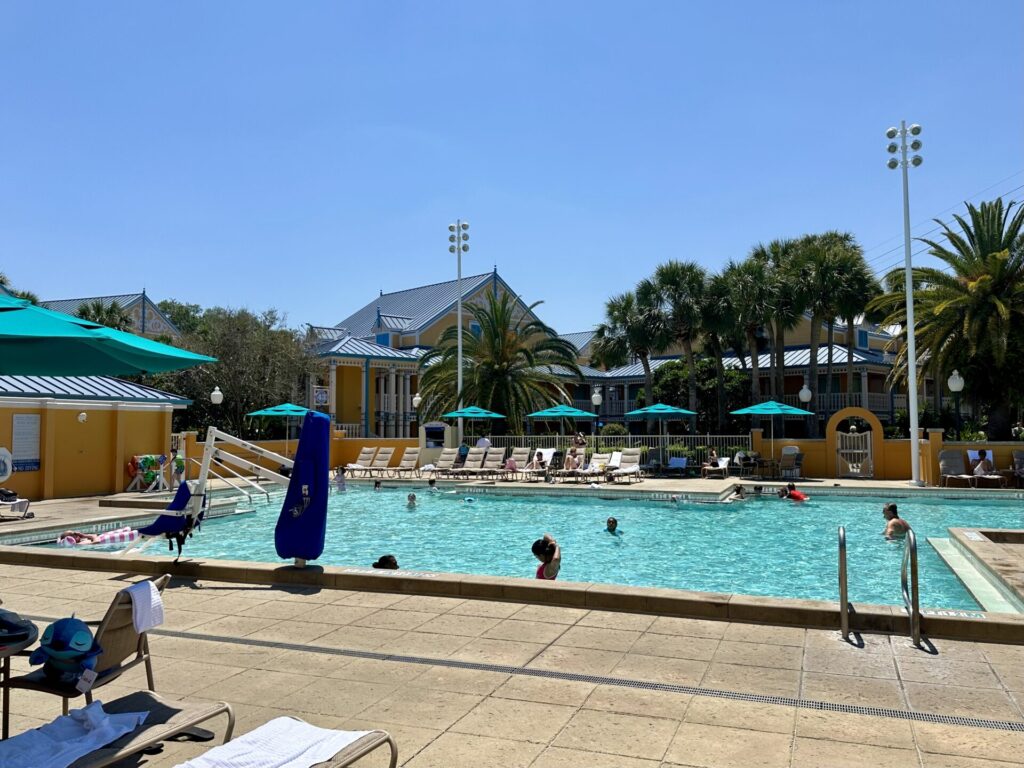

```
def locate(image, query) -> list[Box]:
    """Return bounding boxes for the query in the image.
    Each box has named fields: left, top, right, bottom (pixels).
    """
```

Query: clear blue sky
left=2, top=1, right=1022, bottom=335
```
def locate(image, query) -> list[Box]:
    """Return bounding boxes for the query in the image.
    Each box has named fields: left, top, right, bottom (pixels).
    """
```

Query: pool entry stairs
left=929, top=536, right=1023, bottom=614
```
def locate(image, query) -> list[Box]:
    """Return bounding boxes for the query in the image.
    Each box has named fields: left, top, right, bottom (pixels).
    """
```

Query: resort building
left=40, top=290, right=182, bottom=340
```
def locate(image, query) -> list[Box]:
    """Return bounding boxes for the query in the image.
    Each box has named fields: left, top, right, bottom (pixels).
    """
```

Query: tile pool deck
left=4, top=566, right=1024, bottom=767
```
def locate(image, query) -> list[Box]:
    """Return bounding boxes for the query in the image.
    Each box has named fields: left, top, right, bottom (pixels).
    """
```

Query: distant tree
left=77, top=299, right=133, bottom=331
left=653, top=260, right=707, bottom=414
left=0, top=272, right=39, bottom=303
left=642, top=359, right=750, bottom=433
left=157, top=299, right=205, bottom=336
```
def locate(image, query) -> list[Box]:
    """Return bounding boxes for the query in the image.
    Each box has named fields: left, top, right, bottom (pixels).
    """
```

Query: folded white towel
left=125, top=579, right=164, bottom=633
left=176, top=717, right=370, bottom=768
left=0, top=701, right=147, bottom=768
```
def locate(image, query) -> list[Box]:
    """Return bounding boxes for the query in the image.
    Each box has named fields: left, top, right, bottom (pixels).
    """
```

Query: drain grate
left=23, top=614, right=1024, bottom=733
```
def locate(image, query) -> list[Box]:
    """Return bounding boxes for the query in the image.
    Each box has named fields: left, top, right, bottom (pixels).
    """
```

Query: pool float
left=29, top=616, right=102, bottom=685
left=58, top=527, right=140, bottom=547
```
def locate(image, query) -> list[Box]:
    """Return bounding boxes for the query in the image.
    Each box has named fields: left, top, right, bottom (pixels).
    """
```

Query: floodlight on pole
left=886, top=120, right=924, bottom=485
left=947, top=369, right=964, bottom=441
left=448, top=220, right=470, bottom=444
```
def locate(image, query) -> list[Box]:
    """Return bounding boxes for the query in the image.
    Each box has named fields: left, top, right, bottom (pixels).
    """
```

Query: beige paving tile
left=300, top=603, right=380, bottom=625
left=664, top=722, right=792, bottom=768
left=191, top=593, right=272, bottom=615
left=897, top=656, right=1003, bottom=689
left=555, top=624, right=641, bottom=652
left=684, top=697, right=794, bottom=734
left=449, top=637, right=547, bottom=666
left=529, top=645, right=625, bottom=675
left=983, top=644, right=1024, bottom=667
left=315, top=624, right=406, bottom=652
left=612, top=653, right=708, bottom=686
left=995, top=667, right=1024, bottom=693
left=920, top=755, right=1024, bottom=768
left=451, top=696, right=577, bottom=743
left=723, top=622, right=806, bottom=646
left=335, top=591, right=410, bottom=608
left=275, top=587, right=346, bottom=603
left=576, top=610, right=657, bottom=632
left=448, top=599, right=524, bottom=619
left=491, top=674, right=596, bottom=707
left=253, top=648, right=353, bottom=678
left=191, top=667, right=319, bottom=702
left=361, top=687, right=485, bottom=730
left=630, top=632, right=719, bottom=661
left=904, top=682, right=1022, bottom=720
left=415, top=613, right=503, bottom=637
left=801, top=671, right=907, bottom=709
left=159, top=609, right=226, bottom=632
left=276, top=677, right=398, bottom=717
left=390, top=595, right=465, bottom=613
left=554, top=708, right=679, bottom=761
left=914, top=722, right=1024, bottom=763
left=510, top=604, right=588, bottom=624
left=791, top=736, right=919, bottom=767
left=648, top=616, right=729, bottom=639
left=185, top=614, right=271, bottom=638
left=801, top=646, right=899, bottom=678
left=236, top=598, right=312, bottom=620
left=712, top=640, right=803, bottom=670
left=404, top=731, right=544, bottom=768
left=148, top=658, right=247, bottom=696
left=350, top=608, right=438, bottom=631
left=583, top=684, right=691, bottom=719
left=701, top=662, right=802, bottom=698
left=333, top=657, right=427, bottom=686
left=409, top=665, right=509, bottom=696
left=243, top=619, right=337, bottom=644
left=531, top=746, right=661, bottom=768
left=339, top=718, right=442, bottom=767
left=804, top=628, right=892, bottom=654
left=794, top=709, right=915, bottom=749
left=892, top=638, right=987, bottom=663
left=385, top=630, right=474, bottom=658
left=482, top=619, right=569, bottom=644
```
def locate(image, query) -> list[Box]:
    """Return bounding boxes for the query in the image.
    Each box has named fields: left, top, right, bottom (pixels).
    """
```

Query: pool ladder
left=901, top=529, right=922, bottom=646
left=838, top=526, right=850, bottom=640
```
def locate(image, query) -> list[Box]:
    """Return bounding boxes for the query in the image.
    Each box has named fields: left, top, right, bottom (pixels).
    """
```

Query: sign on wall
left=12, top=414, right=40, bottom=472
left=313, top=386, right=330, bottom=409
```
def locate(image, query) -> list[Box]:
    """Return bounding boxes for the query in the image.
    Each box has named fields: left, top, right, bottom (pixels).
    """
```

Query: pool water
left=108, top=488, right=1024, bottom=609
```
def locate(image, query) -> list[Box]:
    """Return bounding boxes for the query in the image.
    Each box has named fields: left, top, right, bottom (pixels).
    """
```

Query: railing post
left=838, top=526, right=849, bottom=641
left=901, top=530, right=921, bottom=646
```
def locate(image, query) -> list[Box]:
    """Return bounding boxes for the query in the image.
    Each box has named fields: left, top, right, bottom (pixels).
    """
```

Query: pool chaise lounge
left=464, top=448, right=506, bottom=479
left=499, top=447, right=532, bottom=480
left=389, top=447, right=421, bottom=478
left=452, top=447, right=487, bottom=478
left=364, top=446, right=396, bottom=477
left=610, top=449, right=644, bottom=484
left=346, top=447, right=378, bottom=477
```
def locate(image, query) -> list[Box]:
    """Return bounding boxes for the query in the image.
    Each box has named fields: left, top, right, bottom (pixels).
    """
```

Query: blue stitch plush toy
left=29, top=616, right=102, bottom=685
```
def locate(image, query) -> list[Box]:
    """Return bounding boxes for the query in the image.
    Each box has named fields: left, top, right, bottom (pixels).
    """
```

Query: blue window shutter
left=376, top=333, right=391, bottom=346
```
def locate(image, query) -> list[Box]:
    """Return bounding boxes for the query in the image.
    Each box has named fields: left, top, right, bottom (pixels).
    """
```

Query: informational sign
left=313, top=387, right=329, bottom=408
left=12, top=414, right=41, bottom=472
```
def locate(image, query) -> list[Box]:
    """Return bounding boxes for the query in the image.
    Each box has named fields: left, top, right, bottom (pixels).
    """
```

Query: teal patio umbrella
left=527, top=404, right=597, bottom=436
left=626, top=403, right=697, bottom=465
left=442, top=405, right=505, bottom=441
left=0, top=294, right=216, bottom=375
left=247, top=402, right=312, bottom=457
left=730, top=400, right=814, bottom=459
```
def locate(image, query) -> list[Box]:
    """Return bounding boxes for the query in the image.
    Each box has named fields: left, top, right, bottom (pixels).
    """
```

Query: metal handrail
left=901, top=529, right=921, bottom=645
left=838, top=526, right=849, bottom=640
left=190, top=458, right=253, bottom=505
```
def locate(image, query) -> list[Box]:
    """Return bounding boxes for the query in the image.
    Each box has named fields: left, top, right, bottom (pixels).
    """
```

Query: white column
left=388, top=368, right=397, bottom=438
left=328, top=361, right=337, bottom=422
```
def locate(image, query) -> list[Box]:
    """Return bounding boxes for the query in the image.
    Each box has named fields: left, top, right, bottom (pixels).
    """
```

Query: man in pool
left=605, top=516, right=622, bottom=535
left=407, top=493, right=417, bottom=508
left=882, top=503, right=911, bottom=538
left=373, top=480, right=382, bottom=491
left=428, top=478, right=439, bottom=492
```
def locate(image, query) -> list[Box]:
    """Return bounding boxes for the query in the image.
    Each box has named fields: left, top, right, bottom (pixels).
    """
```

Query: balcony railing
left=572, top=399, right=638, bottom=417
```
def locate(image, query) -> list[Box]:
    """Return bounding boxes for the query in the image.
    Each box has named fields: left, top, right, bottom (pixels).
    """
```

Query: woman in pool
left=605, top=517, right=622, bottom=536
left=532, top=533, right=561, bottom=580
left=372, top=554, right=399, bottom=569
left=407, top=493, right=417, bottom=508
left=781, top=482, right=807, bottom=501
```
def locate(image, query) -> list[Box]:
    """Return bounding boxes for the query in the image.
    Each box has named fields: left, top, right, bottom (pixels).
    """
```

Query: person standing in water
left=532, top=533, right=561, bottom=580
left=605, top=517, right=622, bottom=536
left=882, top=503, right=911, bottom=538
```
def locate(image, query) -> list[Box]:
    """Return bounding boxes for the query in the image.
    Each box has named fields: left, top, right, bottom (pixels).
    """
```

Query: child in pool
left=532, top=533, right=561, bottom=580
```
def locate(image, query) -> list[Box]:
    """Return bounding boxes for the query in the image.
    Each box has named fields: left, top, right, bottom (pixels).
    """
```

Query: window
left=857, top=330, right=869, bottom=349
left=375, top=333, right=391, bottom=347
left=470, top=322, right=481, bottom=338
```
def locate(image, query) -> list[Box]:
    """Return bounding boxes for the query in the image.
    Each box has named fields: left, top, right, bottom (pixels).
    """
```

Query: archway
left=825, top=407, right=885, bottom=479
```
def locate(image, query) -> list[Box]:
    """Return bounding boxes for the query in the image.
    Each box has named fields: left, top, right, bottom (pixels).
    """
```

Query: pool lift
left=120, top=427, right=294, bottom=559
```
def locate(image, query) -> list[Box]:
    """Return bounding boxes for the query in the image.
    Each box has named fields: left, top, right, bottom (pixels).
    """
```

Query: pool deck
left=4, top=565, right=1024, bottom=767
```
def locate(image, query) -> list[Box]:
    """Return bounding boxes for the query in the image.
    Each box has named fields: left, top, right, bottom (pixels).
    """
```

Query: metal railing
left=190, top=458, right=256, bottom=505
left=838, top=526, right=849, bottom=641
left=333, top=422, right=365, bottom=438
left=484, top=434, right=751, bottom=465
left=901, top=529, right=921, bottom=646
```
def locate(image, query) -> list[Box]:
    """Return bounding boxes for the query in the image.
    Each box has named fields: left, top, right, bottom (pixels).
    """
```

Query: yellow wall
left=335, top=365, right=364, bottom=424
left=1, top=405, right=174, bottom=500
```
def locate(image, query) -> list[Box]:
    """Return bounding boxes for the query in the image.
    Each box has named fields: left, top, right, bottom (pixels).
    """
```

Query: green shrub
left=600, top=423, right=629, bottom=437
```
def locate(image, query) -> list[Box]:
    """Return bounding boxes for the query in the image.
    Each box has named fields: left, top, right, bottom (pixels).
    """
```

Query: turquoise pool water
left=125, top=487, right=1024, bottom=610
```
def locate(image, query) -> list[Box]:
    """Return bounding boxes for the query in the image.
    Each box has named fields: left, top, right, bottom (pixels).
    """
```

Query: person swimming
left=372, top=554, right=399, bottom=569
left=374, top=480, right=382, bottom=491
left=882, top=503, right=911, bottom=539
left=407, top=492, right=417, bottom=508
left=428, top=478, right=440, bottom=493
left=605, top=516, right=622, bottom=536
left=532, top=533, right=561, bottom=580
left=780, top=483, right=808, bottom=501
left=728, top=485, right=747, bottom=502
left=334, top=466, right=347, bottom=492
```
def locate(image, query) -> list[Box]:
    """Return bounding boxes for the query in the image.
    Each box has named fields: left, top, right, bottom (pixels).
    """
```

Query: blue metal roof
left=40, top=292, right=181, bottom=335
left=0, top=375, right=190, bottom=404
left=334, top=272, right=496, bottom=338
left=313, top=334, right=420, bottom=361
left=559, top=330, right=596, bottom=355
left=722, top=344, right=888, bottom=370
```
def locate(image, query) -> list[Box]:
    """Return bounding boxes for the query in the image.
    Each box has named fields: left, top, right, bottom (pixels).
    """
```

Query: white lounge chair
left=575, top=452, right=611, bottom=483
left=465, top=449, right=506, bottom=479
left=452, top=447, right=487, bottom=478
left=499, top=447, right=532, bottom=481
left=346, top=447, right=378, bottom=477
left=702, top=457, right=730, bottom=479
left=521, top=448, right=556, bottom=482
left=427, top=448, right=459, bottom=478
left=390, top=447, right=422, bottom=478
left=610, top=449, right=644, bottom=484
left=365, top=447, right=396, bottom=477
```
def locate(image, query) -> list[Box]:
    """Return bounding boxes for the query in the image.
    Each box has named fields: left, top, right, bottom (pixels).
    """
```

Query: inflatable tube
left=58, top=527, right=140, bottom=547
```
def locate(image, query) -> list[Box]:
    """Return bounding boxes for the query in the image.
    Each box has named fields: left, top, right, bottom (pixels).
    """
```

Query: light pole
left=886, top=121, right=924, bottom=486
left=947, top=369, right=964, bottom=441
left=799, top=378, right=813, bottom=435
left=448, top=221, right=469, bottom=444
left=590, top=387, right=603, bottom=436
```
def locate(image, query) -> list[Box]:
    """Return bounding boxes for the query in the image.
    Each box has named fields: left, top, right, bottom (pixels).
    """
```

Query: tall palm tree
left=751, top=239, right=804, bottom=401
left=77, top=299, right=134, bottom=331
left=869, top=198, right=1024, bottom=438
left=417, top=292, right=582, bottom=434
left=653, top=260, right=707, bottom=413
left=702, top=273, right=737, bottom=431
left=591, top=280, right=669, bottom=419
left=723, top=257, right=772, bottom=404
left=831, top=245, right=881, bottom=399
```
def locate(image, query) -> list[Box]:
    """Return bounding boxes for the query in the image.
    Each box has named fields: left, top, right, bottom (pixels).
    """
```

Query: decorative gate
left=836, top=427, right=873, bottom=478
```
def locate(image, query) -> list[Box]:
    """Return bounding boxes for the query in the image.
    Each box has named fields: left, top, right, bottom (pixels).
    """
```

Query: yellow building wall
left=336, top=366, right=364, bottom=424
left=1, top=405, right=173, bottom=500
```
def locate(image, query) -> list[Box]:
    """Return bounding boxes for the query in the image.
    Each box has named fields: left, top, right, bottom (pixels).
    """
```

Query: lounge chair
left=364, top=447, right=396, bottom=477
left=702, top=457, right=730, bottom=479
left=426, top=448, right=459, bottom=478
left=664, top=456, right=689, bottom=478
left=346, top=447, right=378, bottom=477
left=610, top=449, right=644, bottom=484
left=938, top=450, right=975, bottom=488
left=554, top=449, right=588, bottom=482
left=2, top=575, right=172, bottom=735
left=967, top=449, right=1007, bottom=488
left=0, top=496, right=32, bottom=521
left=1012, top=450, right=1024, bottom=489
left=778, top=447, right=803, bottom=480
left=452, top=447, right=486, bottom=478
left=521, top=448, right=556, bottom=482
left=465, top=449, right=506, bottom=480
left=499, top=447, right=532, bottom=481
left=575, top=452, right=611, bottom=483
left=390, top=447, right=421, bottom=478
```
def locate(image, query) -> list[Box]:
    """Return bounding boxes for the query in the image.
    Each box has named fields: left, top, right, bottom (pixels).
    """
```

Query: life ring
left=127, top=456, right=140, bottom=478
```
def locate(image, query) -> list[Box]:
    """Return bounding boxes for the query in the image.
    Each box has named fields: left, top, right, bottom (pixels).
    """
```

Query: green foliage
left=0, top=272, right=39, bottom=303
left=76, top=299, right=133, bottom=331
left=157, top=299, right=205, bottom=336
left=599, top=423, right=629, bottom=437
left=644, top=359, right=750, bottom=433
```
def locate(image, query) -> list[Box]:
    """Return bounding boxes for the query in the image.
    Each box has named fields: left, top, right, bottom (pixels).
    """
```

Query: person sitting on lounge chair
left=563, top=448, right=580, bottom=472
left=526, top=451, right=546, bottom=471
left=973, top=449, right=995, bottom=475
left=702, top=448, right=718, bottom=469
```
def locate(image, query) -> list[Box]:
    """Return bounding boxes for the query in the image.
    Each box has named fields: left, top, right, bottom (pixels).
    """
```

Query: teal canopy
left=731, top=401, right=814, bottom=417
left=247, top=403, right=311, bottom=418
left=0, top=295, right=216, bottom=376
left=528, top=404, right=597, bottom=420
left=625, top=403, right=697, bottom=418
left=442, top=406, right=505, bottom=419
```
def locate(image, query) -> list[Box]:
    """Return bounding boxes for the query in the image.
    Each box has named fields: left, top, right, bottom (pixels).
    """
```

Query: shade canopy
left=0, top=295, right=216, bottom=376
left=528, top=404, right=597, bottom=420
left=442, top=405, right=505, bottom=419
left=730, top=400, right=814, bottom=417
left=247, top=403, right=311, bottom=418
left=625, top=403, right=697, bottom=418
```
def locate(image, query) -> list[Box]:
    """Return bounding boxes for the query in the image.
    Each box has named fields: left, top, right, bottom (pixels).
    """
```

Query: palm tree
left=77, top=299, right=134, bottom=331
left=831, top=246, right=881, bottom=399
left=702, top=273, right=738, bottom=431
left=591, top=280, right=669, bottom=419
left=0, top=272, right=39, bottom=303
left=869, top=198, right=1024, bottom=438
left=653, top=260, right=707, bottom=413
left=751, top=239, right=804, bottom=402
left=723, top=257, right=772, bottom=404
left=416, top=291, right=582, bottom=434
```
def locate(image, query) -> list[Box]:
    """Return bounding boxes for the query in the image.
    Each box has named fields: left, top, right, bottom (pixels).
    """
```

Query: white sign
left=0, top=448, right=11, bottom=482
left=12, top=414, right=40, bottom=472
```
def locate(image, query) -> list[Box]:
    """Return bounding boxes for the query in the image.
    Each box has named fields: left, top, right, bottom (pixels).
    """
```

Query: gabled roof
left=40, top=292, right=180, bottom=335
left=559, top=330, right=596, bottom=355
left=722, top=344, right=888, bottom=370
left=307, top=325, right=349, bottom=341
left=335, top=272, right=498, bottom=338
left=312, top=334, right=421, bottom=361
left=377, top=313, right=413, bottom=331
left=0, top=375, right=190, bottom=404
